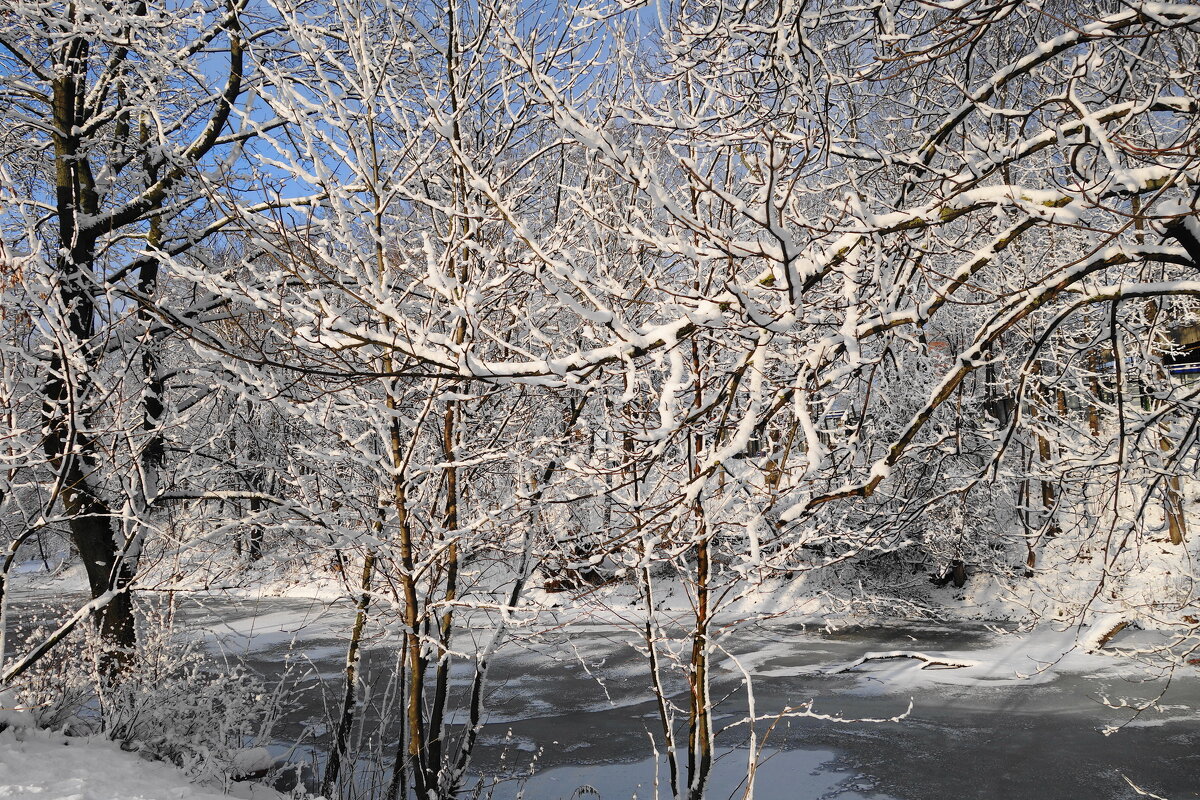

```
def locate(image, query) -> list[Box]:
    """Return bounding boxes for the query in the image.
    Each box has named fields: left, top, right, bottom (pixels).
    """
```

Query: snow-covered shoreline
left=5, top=563, right=1199, bottom=800
left=0, top=727, right=287, bottom=800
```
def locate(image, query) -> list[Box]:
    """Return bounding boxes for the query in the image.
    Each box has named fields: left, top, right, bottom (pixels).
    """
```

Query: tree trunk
left=322, top=548, right=376, bottom=797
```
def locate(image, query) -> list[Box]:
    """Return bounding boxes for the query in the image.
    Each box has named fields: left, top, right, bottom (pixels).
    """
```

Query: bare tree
left=0, top=0, right=299, bottom=672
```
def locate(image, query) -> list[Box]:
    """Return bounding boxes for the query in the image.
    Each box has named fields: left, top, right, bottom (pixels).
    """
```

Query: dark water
left=7, top=591, right=1200, bottom=800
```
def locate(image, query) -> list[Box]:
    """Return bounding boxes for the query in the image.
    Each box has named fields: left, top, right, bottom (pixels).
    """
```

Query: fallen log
left=1080, top=614, right=1130, bottom=653
left=825, top=650, right=978, bottom=674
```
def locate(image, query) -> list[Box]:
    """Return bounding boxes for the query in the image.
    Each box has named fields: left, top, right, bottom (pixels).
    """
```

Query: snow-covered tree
left=0, top=0, right=301, bottom=670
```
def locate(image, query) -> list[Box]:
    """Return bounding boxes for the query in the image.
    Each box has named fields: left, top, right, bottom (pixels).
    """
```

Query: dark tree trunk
left=41, top=33, right=139, bottom=661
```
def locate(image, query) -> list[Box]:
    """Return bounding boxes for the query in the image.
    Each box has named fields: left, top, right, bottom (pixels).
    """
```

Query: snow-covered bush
left=0, top=611, right=94, bottom=733
left=2, top=601, right=289, bottom=785
left=99, top=604, right=289, bottom=783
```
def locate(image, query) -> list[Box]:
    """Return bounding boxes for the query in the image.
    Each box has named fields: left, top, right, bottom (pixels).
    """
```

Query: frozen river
left=182, top=595, right=1200, bottom=800
left=8, top=592, right=1200, bottom=799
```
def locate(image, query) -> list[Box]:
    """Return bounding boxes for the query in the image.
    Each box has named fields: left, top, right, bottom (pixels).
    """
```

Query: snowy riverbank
left=0, top=727, right=286, bottom=800
left=6, top=558, right=1200, bottom=800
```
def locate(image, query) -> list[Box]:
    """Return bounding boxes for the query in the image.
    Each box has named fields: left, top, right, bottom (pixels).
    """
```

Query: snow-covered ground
left=0, top=728, right=285, bottom=800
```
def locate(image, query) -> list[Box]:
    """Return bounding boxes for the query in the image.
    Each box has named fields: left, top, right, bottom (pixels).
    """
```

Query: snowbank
left=0, top=728, right=289, bottom=800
